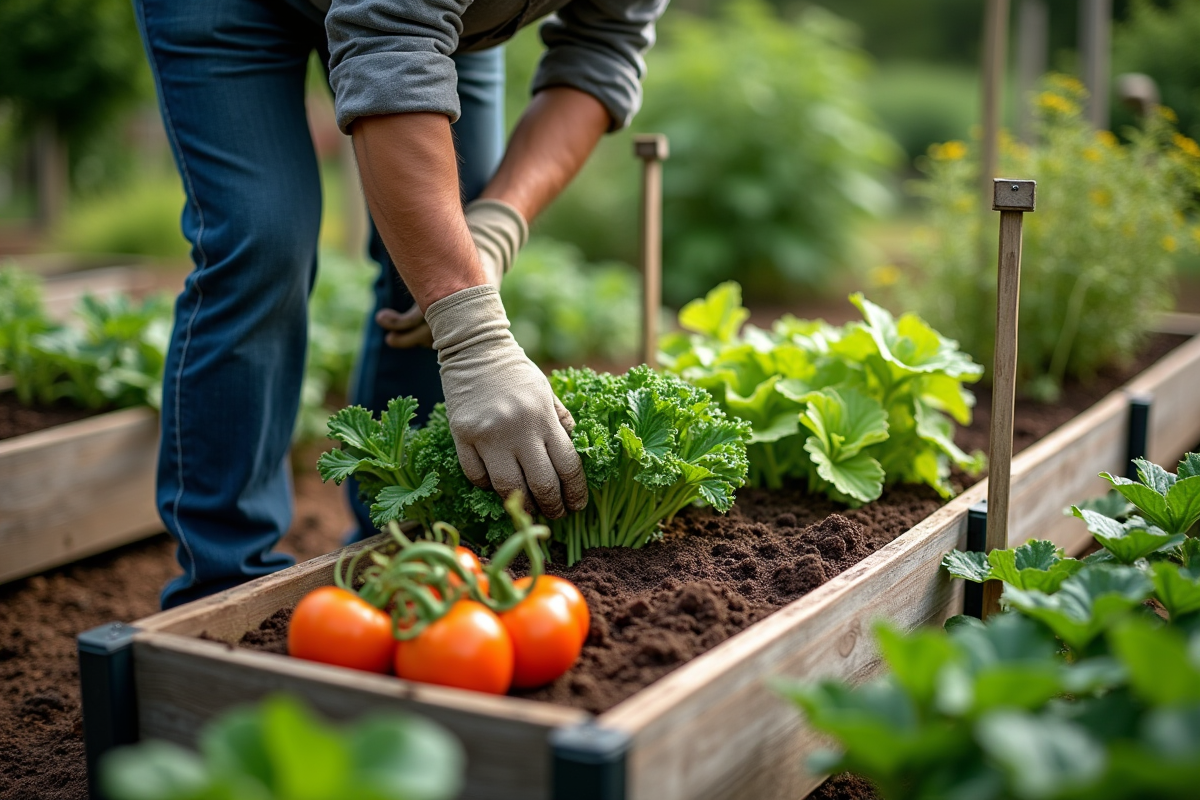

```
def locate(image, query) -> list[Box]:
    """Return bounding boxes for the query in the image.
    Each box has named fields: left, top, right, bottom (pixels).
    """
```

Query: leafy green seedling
left=942, top=539, right=1084, bottom=593
left=1101, top=454, right=1200, bottom=536
left=1003, top=565, right=1154, bottom=652
left=1070, top=507, right=1185, bottom=564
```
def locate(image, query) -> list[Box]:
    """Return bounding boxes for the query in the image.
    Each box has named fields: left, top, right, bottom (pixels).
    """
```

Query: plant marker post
left=984, top=178, right=1036, bottom=618
left=634, top=134, right=668, bottom=368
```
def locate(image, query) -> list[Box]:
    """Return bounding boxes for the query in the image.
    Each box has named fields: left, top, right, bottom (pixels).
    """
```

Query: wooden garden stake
left=634, top=134, right=668, bottom=368
left=984, top=178, right=1036, bottom=618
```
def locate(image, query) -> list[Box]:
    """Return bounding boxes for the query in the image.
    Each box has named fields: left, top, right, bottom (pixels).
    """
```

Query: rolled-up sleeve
left=532, top=0, right=668, bottom=131
left=326, top=0, right=470, bottom=132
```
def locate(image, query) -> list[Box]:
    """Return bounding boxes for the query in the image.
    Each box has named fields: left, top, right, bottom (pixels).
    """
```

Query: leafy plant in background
left=660, top=282, right=983, bottom=505
left=1114, top=0, right=1200, bottom=143
left=318, top=366, right=752, bottom=563
left=501, top=238, right=641, bottom=366
left=518, top=0, right=899, bottom=306
left=100, top=694, right=463, bottom=800
left=906, top=75, right=1200, bottom=401
left=781, top=452, right=1200, bottom=800
left=0, top=264, right=170, bottom=410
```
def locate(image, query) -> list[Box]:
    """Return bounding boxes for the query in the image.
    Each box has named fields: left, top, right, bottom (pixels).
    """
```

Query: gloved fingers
left=518, top=444, right=568, bottom=520
left=553, top=397, right=576, bottom=436
left=546, top=433, right=588, bottom=513
left=478, top=449, right=534, bottom=515
left=455, top=442, right=491, bottom=489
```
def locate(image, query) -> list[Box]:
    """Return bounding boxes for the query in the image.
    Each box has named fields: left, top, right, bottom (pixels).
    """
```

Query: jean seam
left=138, top=0, right=206, bottom=590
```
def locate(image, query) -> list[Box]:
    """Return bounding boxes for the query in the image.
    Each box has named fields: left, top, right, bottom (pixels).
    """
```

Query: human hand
left=376, top=199, right=527, bottom=349
left=425, top=285, right=587, bottom=519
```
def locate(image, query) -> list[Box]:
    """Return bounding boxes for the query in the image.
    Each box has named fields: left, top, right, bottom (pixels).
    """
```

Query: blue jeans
left=134, top=0, right=504, bottom=609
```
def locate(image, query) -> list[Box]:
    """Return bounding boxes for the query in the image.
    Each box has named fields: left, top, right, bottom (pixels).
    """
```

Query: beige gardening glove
left=425, top=285, right=588, bottom=518
left=376, top=198, right=528, bottom=348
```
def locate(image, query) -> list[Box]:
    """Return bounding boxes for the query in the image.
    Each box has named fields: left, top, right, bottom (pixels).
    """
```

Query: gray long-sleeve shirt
left=307, top=0, right=668, bottom=133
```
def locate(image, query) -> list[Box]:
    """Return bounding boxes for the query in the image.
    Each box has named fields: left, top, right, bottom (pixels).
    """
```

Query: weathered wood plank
left=134, top=633, right=588, bottom=800
left=1127, top=331, right=1200, bottom=468
left=41, top=266, right=155, bottom=321
left=601, top=483, right=983, bottom=800
left=0, top=407, right=161, bottom=583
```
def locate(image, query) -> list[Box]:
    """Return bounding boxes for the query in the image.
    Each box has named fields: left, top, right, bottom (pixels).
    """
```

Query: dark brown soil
left=0, top=394, right=99, bottom=441
left=0, top=332, right=1190, bottom=800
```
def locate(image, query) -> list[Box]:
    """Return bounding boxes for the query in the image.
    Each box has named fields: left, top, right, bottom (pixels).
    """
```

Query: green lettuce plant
left=318, top=366, right=751, bottom=563
left=660, top=281, right=984, bottom=505
left=100, top=694, right=463, bottom=800
left=780, top=452, right=1200, bottom=799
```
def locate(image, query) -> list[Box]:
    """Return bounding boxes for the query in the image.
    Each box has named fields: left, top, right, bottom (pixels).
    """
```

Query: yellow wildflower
left=1095, top=130, right=1118, bottom=149
left=869, top=265, right=902, bottom=288
left=1159, top=106, right=1178, bottom=123
left=1163, top=235, right=1178, bottom=253
left=1036, top=92, right=1079, bottom=116
left=1047, top=74, right=1086, bottom=96
left=930, top=140, right=968, bottom=161
left=1173, top=133, right=1200, bottom=159
left=1088, top=188, right=1111, bottom=208
left=1082, top=147, right=1102, bottom=163
left=953, top=196, right=974, bottom=213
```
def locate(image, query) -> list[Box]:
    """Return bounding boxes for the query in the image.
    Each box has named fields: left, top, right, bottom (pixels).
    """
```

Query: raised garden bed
left=81, top=319, right=1200, bottom=800
left=0, top=406, right=160, bottom=585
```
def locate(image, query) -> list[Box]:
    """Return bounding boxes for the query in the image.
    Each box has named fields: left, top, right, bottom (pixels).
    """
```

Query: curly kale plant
left=318, top=367, right=751, bottom=562
left=549, top=366, right=751, bottom=564
left=660, top=281, right=984, bottom=506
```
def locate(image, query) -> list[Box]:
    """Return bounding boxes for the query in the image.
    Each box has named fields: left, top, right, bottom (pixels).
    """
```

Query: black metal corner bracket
left=963, top=500, right=989, bottom=619
left=78, top=622, right=141, bottom=800
left=1125, top=393, right=1153, bottom=480
left=550, top=722, right=631, bottom=800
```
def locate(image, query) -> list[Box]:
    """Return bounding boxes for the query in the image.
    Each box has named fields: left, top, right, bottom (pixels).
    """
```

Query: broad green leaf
left=914, top=399, right=983, bottom=471
left=964, top=665, right=1066, bottom=716
left=200, top=708, right=273, bottom=790
left=325, top=406, right=385, bottom=458
left=1071, top=507, right=1182, bottom=564
left=946, top=612, right=1061, bottom=666
left=616, top=425, right=646, bottom=462
left=350, top=715, right=464, bottom=800
left=1003, top=565, right=1153, bottom=651
left=800, top=388, right=889, bottom=458
left=942, top=550, right=991, bottom=582
left=806, top=444, right=885, bottom=504
left=849, top=293, right=984, bottom=380
left=677, top=281, right=749, bottom=342
left=746, top=410, right=800, bottom=444
left=370, top=472, right=440, bottom=526
left=875, top=623, right=960, bottom=707
left=1151, top=562, right=1200, bottom=620
left=1072, top=491, right=1134, bottom=522
left=1134, top=458, right=1177, bottom=495
left=99, top=741, right=215, bottom=800
left=1108, top=619, right=1200, bottom=706
left=1178, top=452, right=1200, bottom=481
left=261, top=695, right=352, bottom=800
left=1102, top=473, right=1173, bottom=531
left=1166, top=475, right=1200, bottom=535
left=626, top=388, right=673, bottom=459
left=975, top=712, right=1106, bottom=798
left=316, top=449, right=374, bottom=484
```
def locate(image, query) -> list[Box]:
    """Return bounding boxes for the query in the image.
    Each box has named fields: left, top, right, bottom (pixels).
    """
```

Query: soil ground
left=0, top=333, right=1191, bottom=800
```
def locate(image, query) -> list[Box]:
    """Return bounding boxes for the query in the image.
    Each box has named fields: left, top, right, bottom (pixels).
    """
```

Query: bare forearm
left=351, top=113, right=487, bottom=309
left=480, top=87, right=610, bottom=222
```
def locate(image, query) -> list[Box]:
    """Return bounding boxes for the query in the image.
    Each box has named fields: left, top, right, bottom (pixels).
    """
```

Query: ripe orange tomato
left=514, top=575, right=590, bottom=647
left=448, top=545, right=490, bottom=597
left=394, top=600, right=513, bottom=695
left=287, top=586, right=394, bottom=673
left=501, top=589, right=583, bottom=689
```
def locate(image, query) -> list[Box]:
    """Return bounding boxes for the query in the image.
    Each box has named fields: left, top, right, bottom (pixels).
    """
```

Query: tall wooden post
left=1080, top=0, right=1112, bottom=128
left=1016, top=0, right=1048, bottom=143
left=984, top=178, right=1036, bottom=618
left=634, top=134, right=668, bottom=369
left=981, top=0, right=1011, bottom=211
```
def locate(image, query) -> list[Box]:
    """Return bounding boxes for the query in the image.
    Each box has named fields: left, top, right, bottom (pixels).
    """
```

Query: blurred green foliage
left=865, top=63, right=977, bottom=166
left=905, top=76, right=1200, bottom=401
left=513, top=0, right=900, bottom=306
left=501, top=238, right=641, bottom=366
left=0, top=0, right=148, bottom=149
left=51, top=170, right=190, bottom=260
left=1114, top=0, right=1200, bottom=142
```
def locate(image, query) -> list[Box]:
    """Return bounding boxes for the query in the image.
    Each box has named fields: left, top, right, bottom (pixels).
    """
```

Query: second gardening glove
left=425, top=285, right=588, bottom=519
left=376, top=198, right=528, bottom=349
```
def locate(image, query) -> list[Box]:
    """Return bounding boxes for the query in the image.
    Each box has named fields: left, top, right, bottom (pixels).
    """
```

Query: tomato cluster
left=287, top=496, right=589, bottom=695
